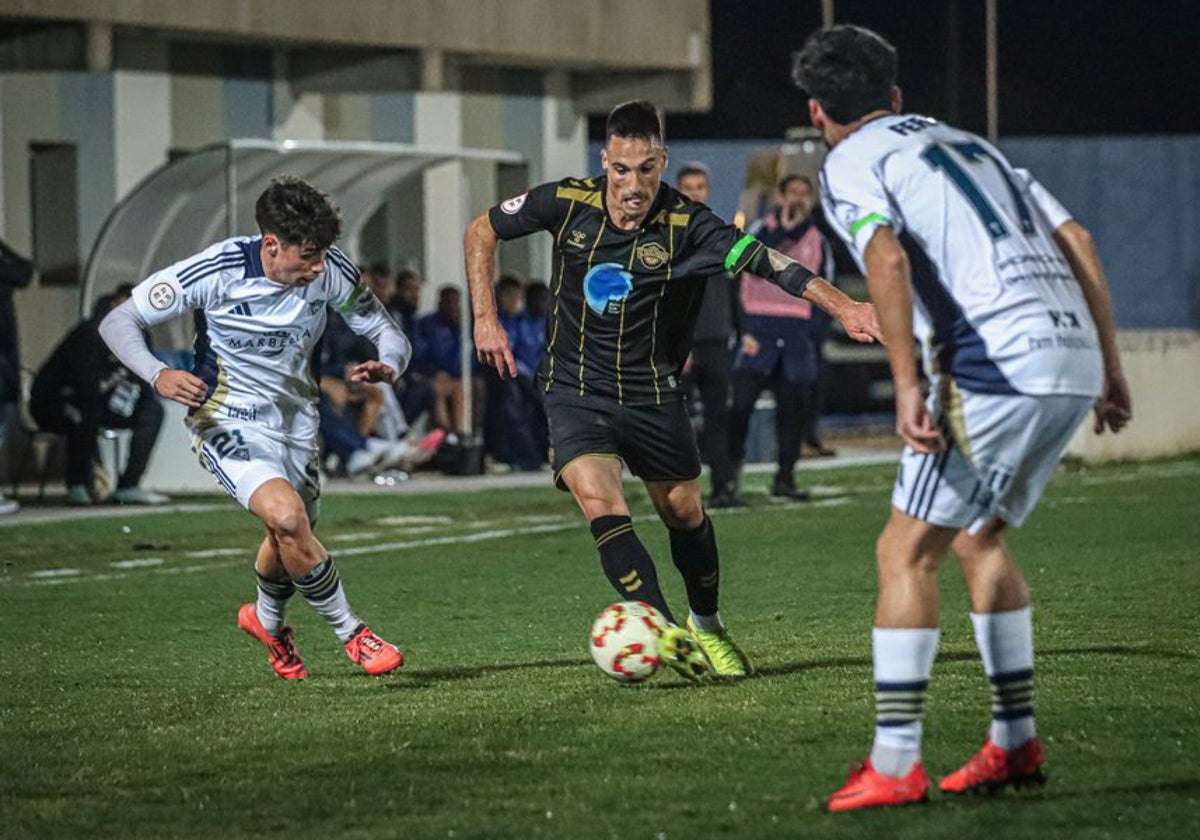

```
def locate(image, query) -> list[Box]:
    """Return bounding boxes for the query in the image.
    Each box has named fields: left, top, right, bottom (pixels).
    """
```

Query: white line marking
left=375, top=515, right=454, bottom=525
left=29, top=568, right=82, bottom=578
left=184, top=548, right=244, bottom=558
left=111, top=558, right=165, bottom=569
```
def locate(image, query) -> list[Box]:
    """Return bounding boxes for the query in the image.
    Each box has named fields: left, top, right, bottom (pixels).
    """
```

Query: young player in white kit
left=791, top=26, right=1133, bottom=810
left=99, top=176, right=409, bottom=679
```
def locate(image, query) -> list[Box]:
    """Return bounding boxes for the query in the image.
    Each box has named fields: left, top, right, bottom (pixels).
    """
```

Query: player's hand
left=349, top=360, right=397, bottom=385
left=475, top=318, right=517, bottom=378
left=839, top=301, right=883, bottom=344
left=895, top=383, right=945, bottom=453
left=155, top=369, right=208, bottom=408
left=740, top=334, right=760, bottom=356
left=1093, top=370, right=1132, bottom=434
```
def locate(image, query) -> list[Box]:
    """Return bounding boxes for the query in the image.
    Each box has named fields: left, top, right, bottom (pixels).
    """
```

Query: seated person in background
left=412, top=285, right=481, bottom=432
left=317, top=320, right=413, bottom=476
left=30, top=284, right=168, bottom=505
left=482, top=274, right=546, bottom=471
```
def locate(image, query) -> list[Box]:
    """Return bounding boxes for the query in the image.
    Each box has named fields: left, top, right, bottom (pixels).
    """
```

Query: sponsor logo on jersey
left=225, top=328, right=309, bottom=358
left=149, top=282, right=176, bottom=310
left=635, top=242, right=669, bottom=270
left=583, top=262, right=633, bottom=316
left=567, top=229, right=588, bottom=248
left=500, top=193, right=527, bottom=214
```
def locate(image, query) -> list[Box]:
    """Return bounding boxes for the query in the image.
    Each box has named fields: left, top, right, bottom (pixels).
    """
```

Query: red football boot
left=939, top=736, right=1047, bottom=795
left=237, top=602, right=308, bottom=680
left=828, top=757, right=930, bottom=812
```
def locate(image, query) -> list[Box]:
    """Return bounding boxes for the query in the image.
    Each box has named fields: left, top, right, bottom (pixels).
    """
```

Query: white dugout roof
left=82, top=138, right=523, bottom=323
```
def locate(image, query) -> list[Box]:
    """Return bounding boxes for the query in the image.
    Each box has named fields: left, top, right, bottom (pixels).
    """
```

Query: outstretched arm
left=464, top=211, right=517, bottom=378
left=736, top=240, right=882, bottom=343
left=99, top=299, right=207, bottom=407
left=862, top=226, right=945, bottom=454
left=1053, top=220, right=1132, bottom=434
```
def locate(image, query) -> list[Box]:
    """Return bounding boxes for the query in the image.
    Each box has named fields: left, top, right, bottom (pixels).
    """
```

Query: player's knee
left=660, top=496, right=703, bottom=530
left=260, top=499, right=308, bottom=541
left=875, top=530, right=941, bottom=576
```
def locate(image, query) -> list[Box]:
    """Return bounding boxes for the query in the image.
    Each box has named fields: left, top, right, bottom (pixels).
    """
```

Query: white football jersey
left=819, top=114, right=1103, bottom=397
left=129, top=236, right=400, bottom=441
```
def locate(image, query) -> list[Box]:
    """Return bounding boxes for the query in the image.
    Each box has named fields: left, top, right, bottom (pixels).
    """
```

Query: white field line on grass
left=12, top=498, right=859, bottom=588
left=13, top=521, right=578, bottom=588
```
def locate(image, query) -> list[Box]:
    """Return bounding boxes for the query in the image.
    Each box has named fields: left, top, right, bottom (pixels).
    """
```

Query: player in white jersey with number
left=100, top=176, right=410, bottom=679
left=790, top=26, right=1132, bottom=810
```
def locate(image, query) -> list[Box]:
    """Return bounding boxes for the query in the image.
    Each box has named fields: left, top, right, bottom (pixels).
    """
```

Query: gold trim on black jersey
left=579, top=216, right=608, bottom=395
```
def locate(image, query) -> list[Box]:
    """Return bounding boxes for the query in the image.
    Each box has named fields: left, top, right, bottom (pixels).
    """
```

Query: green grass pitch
left=2, top=457, right=1198, bottom=838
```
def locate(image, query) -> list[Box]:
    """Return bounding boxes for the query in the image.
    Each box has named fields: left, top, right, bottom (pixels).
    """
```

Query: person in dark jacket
left=0, top=238, right=35, bottom=514
left=30, top=285, right=168, bottom=505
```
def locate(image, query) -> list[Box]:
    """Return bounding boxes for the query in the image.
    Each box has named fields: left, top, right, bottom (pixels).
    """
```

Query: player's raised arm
left=99, top=295, right=207, bottom=407
left=464, top=210, right=517, bottom=378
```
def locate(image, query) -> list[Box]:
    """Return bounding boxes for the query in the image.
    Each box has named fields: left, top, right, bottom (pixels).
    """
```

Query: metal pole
left=822, top=0, right=835, bottom=28
left=226, top=143, right=238, bottom=238
left=458, top=163, right=472, bottom=436
left=986, top=0, right=999, bottom=142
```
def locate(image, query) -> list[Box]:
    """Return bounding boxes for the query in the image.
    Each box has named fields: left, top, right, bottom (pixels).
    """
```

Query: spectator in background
left=392, top=269, right=424, bottom=339
left=675, top=162, right=744, bottom=508
left=728, top=173, right=835, bottom=500
left=389, top=268, right=436, bottom=428
left=363, top=261, right=397, bottom=318
left=0, top=237, right=35, bottom=515
left=30, top=284, right=168, bottom=506
left=318, top=334, right=431, bottom=476
left=483, top=274, right=545, bottom=470
left=413, top=285, right=474, bottom=432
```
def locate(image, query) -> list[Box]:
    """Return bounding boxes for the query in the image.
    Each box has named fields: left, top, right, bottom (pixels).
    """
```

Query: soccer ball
left=589, top=601, right=667, bottom=684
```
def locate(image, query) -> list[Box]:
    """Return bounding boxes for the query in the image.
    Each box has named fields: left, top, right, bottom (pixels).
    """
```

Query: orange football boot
left=828, top=757, right=930, bottom=812
left=237, top=602, right=308, bottom=680
left=939, top=736, right=1047, bottom=795
left=344, top=625, right=404, bottom=675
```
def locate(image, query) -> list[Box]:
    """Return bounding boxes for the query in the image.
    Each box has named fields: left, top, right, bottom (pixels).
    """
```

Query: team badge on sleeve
left=500, top=193, right=528, bottom=214
left=148, top=281, right=177, bottom=310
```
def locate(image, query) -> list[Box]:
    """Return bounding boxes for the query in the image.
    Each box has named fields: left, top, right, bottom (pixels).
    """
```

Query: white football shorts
left=192, top=421, right=322, bottom=523
left=891, top=381, right=1093, bottom=533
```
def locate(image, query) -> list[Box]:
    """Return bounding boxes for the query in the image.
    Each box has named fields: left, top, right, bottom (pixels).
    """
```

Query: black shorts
left=545, top=391, right=702, bottom=490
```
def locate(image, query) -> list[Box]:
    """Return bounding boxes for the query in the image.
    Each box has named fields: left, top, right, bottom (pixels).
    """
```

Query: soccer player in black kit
left=465, top=100, right=881, bottom=680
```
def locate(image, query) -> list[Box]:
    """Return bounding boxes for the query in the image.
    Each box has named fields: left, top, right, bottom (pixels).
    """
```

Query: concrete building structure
left=0, top=0, right=712, bottom=369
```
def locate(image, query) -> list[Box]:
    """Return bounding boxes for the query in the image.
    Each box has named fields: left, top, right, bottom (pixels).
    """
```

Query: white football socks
left=870, top=626, right=941, bottom=777
left=971, top=606, right=1037, bottom=749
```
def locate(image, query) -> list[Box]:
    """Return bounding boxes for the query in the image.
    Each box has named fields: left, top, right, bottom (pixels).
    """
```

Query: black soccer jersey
left=489, top=176, right=763, bottom=404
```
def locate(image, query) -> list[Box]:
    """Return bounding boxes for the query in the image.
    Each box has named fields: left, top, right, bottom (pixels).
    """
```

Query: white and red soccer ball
left=589, top=601, right=667, bottom=684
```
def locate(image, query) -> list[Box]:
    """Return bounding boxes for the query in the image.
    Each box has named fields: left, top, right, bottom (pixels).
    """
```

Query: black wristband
left=775, top=262, right=817, bottom=297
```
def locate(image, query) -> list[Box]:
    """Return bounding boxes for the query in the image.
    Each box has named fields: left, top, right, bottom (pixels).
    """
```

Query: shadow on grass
left=942, top=776, right=1200, bottom=805
left=385, top=657, right=590, bottom=688
left=756, top=642, right=1196, bottom=678
left=1036, top=776, right=1200, bottom=800
left=381, top=642, right=1193, bottom=688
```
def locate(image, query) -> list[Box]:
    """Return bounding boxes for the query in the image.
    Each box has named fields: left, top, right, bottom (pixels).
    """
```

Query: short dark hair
left=254, top=176, right=342, bottom=249
left=605, top=100, right=663, bottom=144
left=778, top=173, right=814, bottom=194
left=676, top=162, right=710, bottom=182
left=792, top=25, right=898, bottom=125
